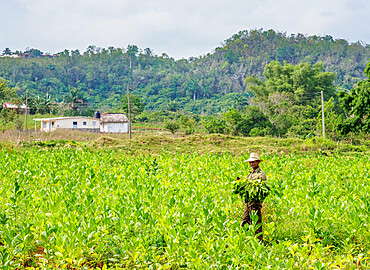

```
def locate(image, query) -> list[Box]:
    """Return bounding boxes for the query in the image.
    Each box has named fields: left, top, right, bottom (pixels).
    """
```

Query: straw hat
left=245, top=153, right=263, bottom=162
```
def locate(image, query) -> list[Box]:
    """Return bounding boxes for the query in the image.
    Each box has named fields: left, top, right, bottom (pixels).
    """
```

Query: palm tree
left=63, top=87, right=87, bottom=111
left=36, top=97, right=52, bottom=114
left=235, top=96, right=248, bottom=111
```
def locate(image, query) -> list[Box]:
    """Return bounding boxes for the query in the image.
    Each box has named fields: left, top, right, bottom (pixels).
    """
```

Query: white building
left=33, top=113, right=129, bottom=133
left=100, top=113, right=129, bottom=133
left=34, top=117, right=100, bottom=132
left=0, top=54, right=20, bottom=58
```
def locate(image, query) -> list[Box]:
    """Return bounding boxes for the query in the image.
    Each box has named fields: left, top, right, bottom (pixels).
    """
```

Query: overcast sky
left=1, top=0, right=369, bottom=59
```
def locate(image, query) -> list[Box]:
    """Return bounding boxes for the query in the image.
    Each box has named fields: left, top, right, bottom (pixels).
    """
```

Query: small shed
left=100, top=113, right=129, bottom=133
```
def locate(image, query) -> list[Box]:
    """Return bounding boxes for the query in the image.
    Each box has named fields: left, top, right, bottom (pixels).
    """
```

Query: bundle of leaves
left=233, top=177, right=271, bottom=202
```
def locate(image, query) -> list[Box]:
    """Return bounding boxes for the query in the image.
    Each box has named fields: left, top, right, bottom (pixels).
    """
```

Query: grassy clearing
left=0, top=129, right=368, bottom=156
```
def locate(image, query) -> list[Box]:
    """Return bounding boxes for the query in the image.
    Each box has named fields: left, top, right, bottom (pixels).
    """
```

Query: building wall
left=40, top=118, right=100, bottom=132
left=101, top=123, right=129, bottom=133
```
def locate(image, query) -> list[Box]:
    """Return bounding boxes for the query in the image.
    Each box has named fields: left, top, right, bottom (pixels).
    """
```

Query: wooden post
left=127, top=84, right=131, bottom=139
left=24, top=90, right=28, bottom=130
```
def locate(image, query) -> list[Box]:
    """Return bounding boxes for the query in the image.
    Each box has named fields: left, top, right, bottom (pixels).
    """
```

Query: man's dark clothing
left=241, top=201, right=263, bottom=241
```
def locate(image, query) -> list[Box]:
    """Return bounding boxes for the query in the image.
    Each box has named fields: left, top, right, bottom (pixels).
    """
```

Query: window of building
left=92, top=121, right=96, bottom=126
left=73, top=122, right=77, bottom=128
left=83, top=122, right=87, bottom=126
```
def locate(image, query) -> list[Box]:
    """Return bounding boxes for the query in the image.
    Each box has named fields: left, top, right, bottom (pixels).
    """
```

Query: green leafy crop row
left=0, top=149, right=369, bottom=269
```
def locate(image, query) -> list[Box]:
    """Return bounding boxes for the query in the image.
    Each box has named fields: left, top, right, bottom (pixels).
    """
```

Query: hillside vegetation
left=1, top=29, right=370, bottom=114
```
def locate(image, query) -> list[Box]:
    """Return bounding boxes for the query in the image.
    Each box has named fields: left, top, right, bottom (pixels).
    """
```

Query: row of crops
left=0, top=147, right=369, bottom=269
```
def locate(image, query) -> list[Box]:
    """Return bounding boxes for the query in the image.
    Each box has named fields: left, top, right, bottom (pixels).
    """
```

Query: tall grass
left=0, top=130, right=368, bottom=156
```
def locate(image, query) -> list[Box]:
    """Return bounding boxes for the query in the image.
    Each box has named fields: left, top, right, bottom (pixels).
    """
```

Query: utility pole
left=25, top=90, right=28, bottom=131
left=321, top=91, right=325, bottom=139
left=127, top=56, right=132, bottom=139
left=127, top=84, right=131, bottom=139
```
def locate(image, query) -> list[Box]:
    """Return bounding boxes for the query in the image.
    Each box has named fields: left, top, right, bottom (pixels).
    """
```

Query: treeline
left=154, top=60, right=369, bottom=140
left=0, top=29, right=370, bottom=115
left=1, top=58, right=369, bottom=139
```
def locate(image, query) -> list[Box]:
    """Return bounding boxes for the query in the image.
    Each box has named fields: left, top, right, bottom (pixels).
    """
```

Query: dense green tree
left=316, top=97, right=340, bottom=140
left=36, top=97, right=52, bottom=114
left=26, top=96, right=51, bottom=115
left=245, top=61, right=336, bottom=104
left=201, top=116, right=227, bottom=134
left=120, top=94, right=145, bottom=120
left=63, top=87, right=88, bottom=111
left=242, top=106, right=272, bottom=136
left=235, top=96, right=248, bottom=111
left=202, top=106, right=272, bottom=137
left=127, top=45, right=139, bottom=56
left=25, top=48, right=43, bottom=57
left=337, top=62, right=370, bottom=135
left=223, top=108, right=243, bottom=135
left=244, top=61, right=336, bottom=136
left=164, top=121, right=180, bottom=135
left=0, top=78, right=17, bottom=103
left=2, top=48, right=12, bottom=55
left=180, top=115, right=196, bottom=135
left=166, top=100, right=180, bottom=112
left=0, top=108, right=16, bottom=133
left=286, top=105, right=317, bottom=138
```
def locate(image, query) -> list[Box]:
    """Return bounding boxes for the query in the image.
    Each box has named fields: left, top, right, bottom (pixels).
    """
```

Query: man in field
left=234, top=153, right=267, bottom=241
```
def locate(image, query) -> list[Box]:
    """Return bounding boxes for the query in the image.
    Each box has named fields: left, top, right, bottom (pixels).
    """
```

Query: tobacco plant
left=0, top=148, right=369, bottom=269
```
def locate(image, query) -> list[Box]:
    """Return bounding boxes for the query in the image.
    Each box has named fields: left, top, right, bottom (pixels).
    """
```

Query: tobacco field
left=0, top=147, right=369, bottom=269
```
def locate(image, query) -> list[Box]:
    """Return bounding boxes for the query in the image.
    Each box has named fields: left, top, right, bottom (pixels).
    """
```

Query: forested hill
left=1, top=29, right=370, bottom=114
